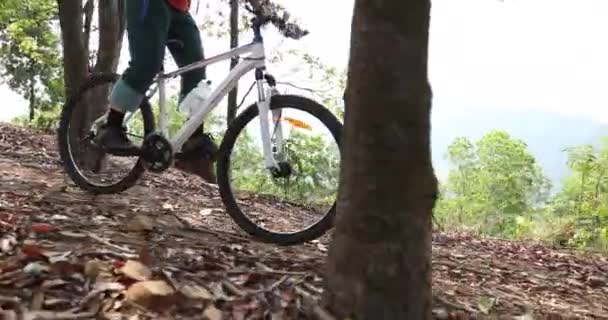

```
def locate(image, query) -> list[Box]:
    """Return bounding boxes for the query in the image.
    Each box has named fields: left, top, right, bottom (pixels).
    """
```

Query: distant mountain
left=431, top=108, right=608, bottom=192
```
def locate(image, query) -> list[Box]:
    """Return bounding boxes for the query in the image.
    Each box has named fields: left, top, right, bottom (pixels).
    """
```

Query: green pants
left=110, top=0, right=205, bottom=113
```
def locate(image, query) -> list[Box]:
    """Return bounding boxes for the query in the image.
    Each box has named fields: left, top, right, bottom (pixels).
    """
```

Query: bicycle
left=56, top=5, right=342, bottom=245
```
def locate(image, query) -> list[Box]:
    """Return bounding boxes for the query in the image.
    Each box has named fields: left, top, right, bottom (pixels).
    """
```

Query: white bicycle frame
left=114, top=40, right=284, bottom=171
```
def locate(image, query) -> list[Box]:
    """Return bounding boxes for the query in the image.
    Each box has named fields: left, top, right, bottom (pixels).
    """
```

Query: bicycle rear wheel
left=217, top=95, right=342, bottom=245
left=57, top=73, right=155, bottom=194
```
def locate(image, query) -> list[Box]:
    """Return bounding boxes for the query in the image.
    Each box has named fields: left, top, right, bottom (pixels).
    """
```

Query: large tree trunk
left=323, top=0, right=437, bottom=319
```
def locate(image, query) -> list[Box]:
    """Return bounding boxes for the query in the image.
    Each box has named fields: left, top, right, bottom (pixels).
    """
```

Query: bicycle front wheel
left=217, top=95, right=342, bottom=245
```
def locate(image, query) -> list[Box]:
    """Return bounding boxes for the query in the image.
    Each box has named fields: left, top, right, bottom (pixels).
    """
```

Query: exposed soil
left=0, top=124, right=606, bottom=320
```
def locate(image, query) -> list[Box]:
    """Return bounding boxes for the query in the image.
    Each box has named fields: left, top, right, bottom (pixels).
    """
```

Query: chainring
left=141, top=133, right=173, bottom=173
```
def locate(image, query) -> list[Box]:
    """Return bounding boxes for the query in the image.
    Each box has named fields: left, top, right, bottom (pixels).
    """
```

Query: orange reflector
left=273, top=117, right=312, bottom=130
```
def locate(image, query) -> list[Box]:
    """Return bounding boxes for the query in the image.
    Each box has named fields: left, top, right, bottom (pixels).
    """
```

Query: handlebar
left=245, top=2, right=309, bottom=40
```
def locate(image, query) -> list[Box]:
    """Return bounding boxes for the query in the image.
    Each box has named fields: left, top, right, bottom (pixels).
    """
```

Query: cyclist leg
left=96, top=0, right=171, bottom=151
left=168, top=7, right=218, bottom=183
left=167, top=12, right=206, bottom=103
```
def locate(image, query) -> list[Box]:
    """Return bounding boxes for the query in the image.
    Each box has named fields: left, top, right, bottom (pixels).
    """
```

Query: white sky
left=2, top=0, right=608, bottom=124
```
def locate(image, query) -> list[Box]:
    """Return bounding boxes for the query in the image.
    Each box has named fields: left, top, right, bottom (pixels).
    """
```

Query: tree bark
left=28, top=75, right=35, bottom=122
left=58, top=0, right=90, bottom=161
left=57, top=0, right=88, bottom=100
left=90, top=0, right=125, bottom=123
left=57, top=0, right=125, bottom=123
left=57, top=0, right=126, bottom=169
left=323, top=0, right=437, bottom=319
left=227, top=0, right=239, bottom=125
left=83, top=0, right=95, bottom=62
left=28, top=59, right=36, bottom=122
left=95, top=0, right=125, bottom=74
left=85, top=0, right=126, bottom=170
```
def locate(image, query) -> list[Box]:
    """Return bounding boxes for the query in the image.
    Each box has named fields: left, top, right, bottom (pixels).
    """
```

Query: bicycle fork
left=255, top=72, right=283, bottom=172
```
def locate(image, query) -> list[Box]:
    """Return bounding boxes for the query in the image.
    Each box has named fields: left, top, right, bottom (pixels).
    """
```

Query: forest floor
left=0, top=123, right=607, bottom=320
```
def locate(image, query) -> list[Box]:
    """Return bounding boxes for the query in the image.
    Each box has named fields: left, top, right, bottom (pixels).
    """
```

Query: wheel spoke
left=217, top=95, right=342, bottom=245
left=57, top=74, right=154, bottom=194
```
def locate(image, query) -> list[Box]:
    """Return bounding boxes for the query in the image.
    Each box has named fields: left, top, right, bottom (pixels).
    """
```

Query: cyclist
left=94, top=0, right=262, bottom=184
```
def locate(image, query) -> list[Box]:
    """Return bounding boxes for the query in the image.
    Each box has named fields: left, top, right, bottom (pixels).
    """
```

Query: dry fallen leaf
left=21, top=244, right=46, bottom=260
left=43, top=298, right=70, bottom=309
left=157, top=215, right=184, bottom=228
left=49, top=260, right=80, bottom=277
left=84, top=260, right=106, bottom=281
left=80, top=281, right=126, bottom=310
left=229, top=244, right=243, bottom=251
left=23, top=262, right=49, bottom=275
left=271, top=310, right=286, bottom=320
left=432, top=308, right=449, bottom=320
left=316, top=243, right=328, bottom=253
left=126, top=215, right=155, bottom=232
left=95, top=282, right=126, bottom=292
left=162, top=203, right=175, bottom=210
left=199, top=209, right=213, bottom=216
left=477, top=296, right=496, bottom=314
left=232, top=309, right=247, bottom=320
left=566, top=278, right=584, bottom=288
left=126, top=280, right=176, bottom=312
left=31, top=223, right=57, bottom=234
left=31, top=289, right=44, bottom=310
left=42, top=279, right=67, bottom=289
left=112, top=260, right=126, bottom=269
left=138, top=247, right=154, bottom=267
left=0, top=235, right=17, bottom=254
left=118, top=260, right=152, bottom=281
left=0, top=310, right=17, bottom=320
left=588, top=275, right=606, bottom=288
left=46, top=250, right=72, bottom=264
left=22, top=310, right=97, bottom=320
left=179, top=283, right=214, bottom=300
left=57, top=231, right=87, bottom=239
left=203, top=304, right=223, bottom=320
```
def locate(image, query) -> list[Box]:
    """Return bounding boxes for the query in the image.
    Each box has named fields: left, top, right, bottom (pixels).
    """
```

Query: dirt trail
left=0, top=124, right=607, bottom=319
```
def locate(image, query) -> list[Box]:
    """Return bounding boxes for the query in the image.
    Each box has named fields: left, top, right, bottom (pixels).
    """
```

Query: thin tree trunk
left=57, top=0, right=125, bottom=170
left=58, top=0, right=90, bottom=166
left=593, top=169, right=604, bottom=207
left=90, top=0, right=125, bottom=123
left=28, top=65, right=36, bottom=122
left=58, top=0, right=88, bottom=99
left=83, top=0, right=95, bottom=61
left=95, top=0, right=125, bottom=74
left=323, top=0, right=437, bottom=319
left=227, top=0, right=239, bottom=125
left=86, top=0, right=126, bottom=170
left=579, top=172, right=587, bottom=215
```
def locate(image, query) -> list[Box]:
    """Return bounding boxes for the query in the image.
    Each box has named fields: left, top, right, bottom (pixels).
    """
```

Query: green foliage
left=436, top=130, right=551, bottom=236
left=436, top=130, right=608, bottom=251
left=229, top=128, right=339, bottom=206
left=269, top=49, right=346, bottom=119
left=549, top=140, right=608, bottom=250
left=0, top=0, right=63, bottom=124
